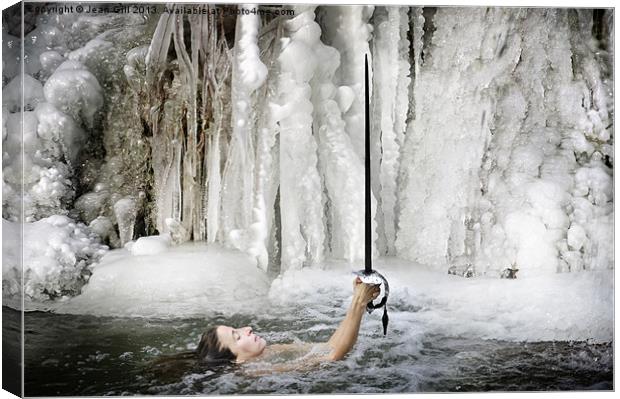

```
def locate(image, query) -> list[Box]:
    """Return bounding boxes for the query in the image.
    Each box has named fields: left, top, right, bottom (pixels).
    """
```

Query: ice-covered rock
left=43, top=60, right=103, bottom=126
left=3, top=111, right=40, bottom=163
left=2, top=217, right=107, bottom=302
left=29, top=163, right=75, bottom=217
left=68, top=37, right=114, bottom=79
left=75, top=189, right=109, bottom=224
left=3, top=74, right=44, bottom=111
left=39, top=51, right=66, bottom=80
left=2, top=108, right=76, bottom=221
left=35, top=102, right=85, bottom=164
left=89, top=216, right=120, bottom=247
left=2, top=32, right=21, bottom=80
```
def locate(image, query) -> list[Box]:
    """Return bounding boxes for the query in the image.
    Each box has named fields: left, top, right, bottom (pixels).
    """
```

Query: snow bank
left=53, top=243, right=270, bottom=318
left=2, top=217, right=107, bottom=302
left=45, top=247, right=613, bottom=344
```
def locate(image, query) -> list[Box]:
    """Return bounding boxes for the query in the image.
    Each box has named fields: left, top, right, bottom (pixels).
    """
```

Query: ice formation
left=2, top=216, right=106, bottom=302
left=273, top=7, right=327, bottom=269
left=224, top=5, right=269, bottom=269
left=395, top=8, right=613, bottom=277
left=371, top=7, right=410, bottom=256
left=2, top=6, right=614, bottom=304
left=2, top=7, right=151, bottom=300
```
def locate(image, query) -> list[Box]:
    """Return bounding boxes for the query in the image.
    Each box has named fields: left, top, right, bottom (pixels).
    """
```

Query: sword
left=354, top=53, right=390, bottom=336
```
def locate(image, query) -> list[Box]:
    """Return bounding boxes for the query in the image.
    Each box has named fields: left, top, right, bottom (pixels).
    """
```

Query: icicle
left=144, top=10, right=175, bottom=95
left=299, top=16, right=367, bottom=263
left=273, top=7, right=326, bottom=270
left=307, top=45, right=364, bottom=263
left=202, top=7, right=232, bottom=244
left=205, top=125, right=222, bottom=243
left=224, top=5, right=270, bottom=269
left=114, top=197, right=137, bottom=246
left=171, top=14, right=200, bottom=241
left=317, top=5, right=374, bottom=160
left=410, top=7, right=424, bottom=87
left=371, top=7, right=410, bottom=256
left=252, top=17, right=284, bottom=272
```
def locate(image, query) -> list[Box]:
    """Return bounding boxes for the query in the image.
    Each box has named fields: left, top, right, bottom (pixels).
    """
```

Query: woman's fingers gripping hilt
left=353, top=276, right=362, bottom=290
left=370, top=285, right=380, bottom=300
left=353, top=279, right=381, bottom=303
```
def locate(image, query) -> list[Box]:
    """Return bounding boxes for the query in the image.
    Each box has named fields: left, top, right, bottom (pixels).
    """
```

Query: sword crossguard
left=353, top=270, right=390, bottom=313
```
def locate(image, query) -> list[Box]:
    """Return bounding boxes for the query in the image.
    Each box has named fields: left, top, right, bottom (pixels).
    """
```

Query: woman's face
left=216, top=325, right=266, bottom=361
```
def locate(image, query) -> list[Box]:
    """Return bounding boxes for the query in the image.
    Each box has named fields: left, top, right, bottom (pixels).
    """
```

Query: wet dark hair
left=196, top=326, right=236, bottom=364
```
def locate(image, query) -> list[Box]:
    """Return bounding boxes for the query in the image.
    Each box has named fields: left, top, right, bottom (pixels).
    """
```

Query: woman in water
left=148, top=277, right=380, bottom=378
left=195, top=277, right=380, bottom=371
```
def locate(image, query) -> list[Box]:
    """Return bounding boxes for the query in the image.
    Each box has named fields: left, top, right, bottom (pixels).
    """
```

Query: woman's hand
left=352, top=277, right=381, bottom=306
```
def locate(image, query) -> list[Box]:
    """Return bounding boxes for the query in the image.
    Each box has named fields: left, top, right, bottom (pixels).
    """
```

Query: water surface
left=7, top=305, right=611, bottom=396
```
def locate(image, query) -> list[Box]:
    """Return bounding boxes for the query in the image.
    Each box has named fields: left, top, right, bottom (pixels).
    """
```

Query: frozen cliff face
left=2, top=7, right=152, bottom=302
left=2, top=5, right=613, bottom=299
left=396, top=8, right=613, bottom=276
left=1, top=10, right=113, bottom=223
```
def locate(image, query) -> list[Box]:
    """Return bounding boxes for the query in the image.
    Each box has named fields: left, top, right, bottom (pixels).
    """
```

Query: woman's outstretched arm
left=326, top=278, right=380, bottom=361
left=242, top=279, right=380, bottom=376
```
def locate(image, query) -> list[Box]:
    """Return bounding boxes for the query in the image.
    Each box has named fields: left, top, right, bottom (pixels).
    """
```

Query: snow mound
left=127, top=234, right=171, bottom=256
left=53, top=243, right=270, bottom=318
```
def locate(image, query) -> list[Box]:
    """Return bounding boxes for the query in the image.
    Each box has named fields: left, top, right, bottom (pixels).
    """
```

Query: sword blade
left=365, top=54, right=372, bottom=275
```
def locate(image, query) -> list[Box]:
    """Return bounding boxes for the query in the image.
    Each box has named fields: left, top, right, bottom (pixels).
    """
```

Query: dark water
left=2, top=305, right=22, bottom=396
left=4, top=307, right=612, bottom=395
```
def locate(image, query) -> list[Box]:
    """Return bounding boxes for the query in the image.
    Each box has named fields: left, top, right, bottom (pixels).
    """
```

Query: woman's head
left=197, top=325, right=266, bottom=363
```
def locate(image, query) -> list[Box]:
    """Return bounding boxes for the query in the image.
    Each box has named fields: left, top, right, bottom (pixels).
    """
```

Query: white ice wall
left=397, top=8, right=613, bottom=276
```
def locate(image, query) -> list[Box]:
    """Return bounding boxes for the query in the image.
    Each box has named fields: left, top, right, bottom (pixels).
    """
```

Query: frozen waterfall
left=2, top=5, right=613, bottom=302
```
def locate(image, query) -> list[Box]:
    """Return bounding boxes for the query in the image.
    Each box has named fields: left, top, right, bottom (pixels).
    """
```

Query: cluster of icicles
left=28, top=4, right=614, bottom=277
